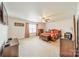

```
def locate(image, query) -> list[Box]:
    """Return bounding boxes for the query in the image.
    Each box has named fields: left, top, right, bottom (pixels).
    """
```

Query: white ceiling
left=4, top=2, right=77, bottom=22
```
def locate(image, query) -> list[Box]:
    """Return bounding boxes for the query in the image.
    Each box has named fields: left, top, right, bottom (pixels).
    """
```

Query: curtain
left=36, top=24, right=38, bottom=36
left=25, top=23, right=29, bottom=38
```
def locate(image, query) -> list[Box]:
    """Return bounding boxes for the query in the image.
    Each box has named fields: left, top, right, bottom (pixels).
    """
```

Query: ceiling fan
left=41, top=16, right=50, bottom=23
left=41, top=14, right=56, bottom=23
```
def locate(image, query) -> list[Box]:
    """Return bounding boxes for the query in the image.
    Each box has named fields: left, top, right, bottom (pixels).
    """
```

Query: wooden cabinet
left=37, top=29, right=44, bottom=36
left=2, top=45, right=18, bottom=57
left=60, top=39, right=75, bottom=57
left=2, top=39, right=19, bottom=57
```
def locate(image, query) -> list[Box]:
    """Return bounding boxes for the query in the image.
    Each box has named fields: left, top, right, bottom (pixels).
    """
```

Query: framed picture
left=14, top=22, right=24, bottom=26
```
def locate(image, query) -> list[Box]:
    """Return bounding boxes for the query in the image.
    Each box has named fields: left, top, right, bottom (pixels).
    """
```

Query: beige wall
left=8, top=16, right=46, bottom=38
left=8, top=16, right=26, bottom=39
left=0, top=24, right=8, bottom=48
left=45, top=19, right=74, bottom=41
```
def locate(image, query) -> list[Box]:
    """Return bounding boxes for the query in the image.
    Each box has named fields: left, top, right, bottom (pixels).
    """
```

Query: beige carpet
left=19, top=36, right=60, bottom=57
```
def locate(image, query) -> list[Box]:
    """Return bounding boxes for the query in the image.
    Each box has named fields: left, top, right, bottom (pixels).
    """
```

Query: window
left=29, top=24, right=36, bottom=33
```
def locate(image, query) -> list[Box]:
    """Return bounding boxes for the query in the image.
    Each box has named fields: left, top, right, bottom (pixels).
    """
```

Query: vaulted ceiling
left=4, top=2, right=77, bottom=22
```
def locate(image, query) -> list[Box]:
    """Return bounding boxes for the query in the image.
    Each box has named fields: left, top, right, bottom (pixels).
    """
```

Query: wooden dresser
left=2, top=39, right=19, bottom=57
left=60, top=39, right=75, bottom=57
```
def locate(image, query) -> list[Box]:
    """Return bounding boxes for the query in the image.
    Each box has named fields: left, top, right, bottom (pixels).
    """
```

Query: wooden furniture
left=50, top=29, right=61, bottom=41
left=2, top=39, right=19, bottom=57
left=40, top=29, right=61, bottom=42
left=2, top=45, right=18, bottom=57
left=37, top=29, right=44, bottom=36
left=60, top=39, right=75, bottom=57
left=40, top=33, right=51, bottom=42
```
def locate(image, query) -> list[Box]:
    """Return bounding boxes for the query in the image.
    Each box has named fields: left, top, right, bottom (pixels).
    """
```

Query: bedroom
left=0, top=2, right=79, bottom=57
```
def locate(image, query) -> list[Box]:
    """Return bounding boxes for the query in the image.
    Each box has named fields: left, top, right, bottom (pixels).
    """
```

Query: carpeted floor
left=19, top=36, right=60, bottom=57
